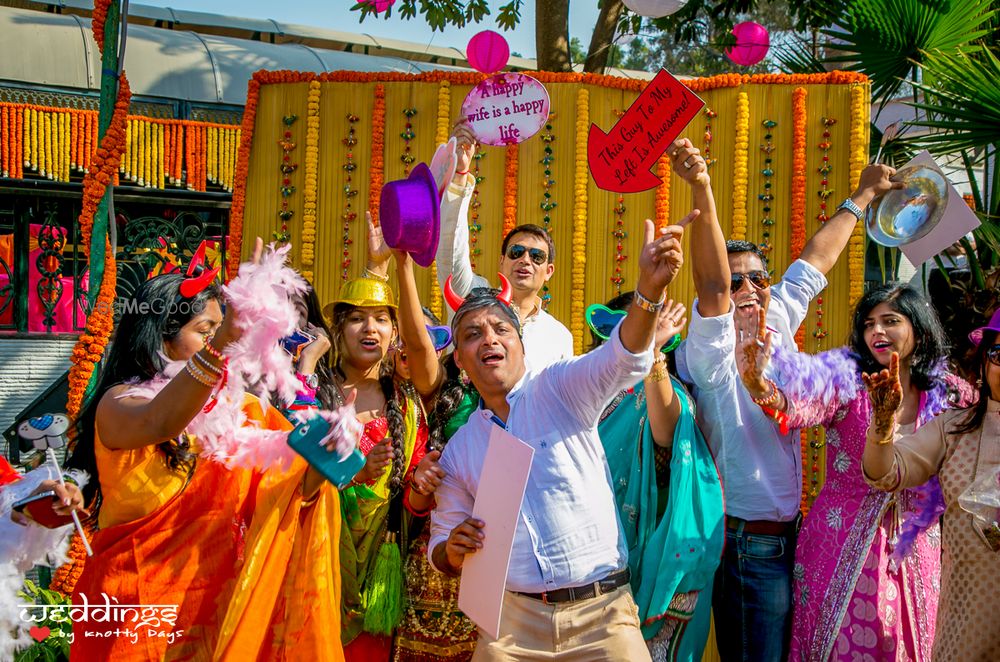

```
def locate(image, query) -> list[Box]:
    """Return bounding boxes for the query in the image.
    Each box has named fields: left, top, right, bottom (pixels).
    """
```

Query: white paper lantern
left=622, top=0, right=687, bottom=18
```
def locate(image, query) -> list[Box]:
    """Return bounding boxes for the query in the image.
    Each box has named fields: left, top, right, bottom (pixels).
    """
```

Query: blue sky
left=139, top=1, right=603, bottom=59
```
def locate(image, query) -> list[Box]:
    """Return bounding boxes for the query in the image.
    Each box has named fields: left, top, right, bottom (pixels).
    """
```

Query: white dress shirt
left=429, top=324, right=653, bottom=592
left=676, top=259, right=827, bottom=522
left=437, top=177, right=574, bottom=373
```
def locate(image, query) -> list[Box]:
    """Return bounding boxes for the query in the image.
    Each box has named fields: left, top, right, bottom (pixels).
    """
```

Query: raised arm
left=645, top=300, right=686, bottom=447
left=798, top=164, right=902, bottom=275
left=393, top=249, right=444, bottom=397
left=436, top=122, right=488, bottom=303
left=96, top=300, right=240, bottom=450
left=669, top=138, right=729, bottom=318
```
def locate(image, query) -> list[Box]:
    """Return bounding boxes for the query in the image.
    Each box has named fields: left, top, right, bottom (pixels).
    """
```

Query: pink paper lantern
left=727, top=21, right=770, bottom=67
left=466, top=30, right=510, bottom=74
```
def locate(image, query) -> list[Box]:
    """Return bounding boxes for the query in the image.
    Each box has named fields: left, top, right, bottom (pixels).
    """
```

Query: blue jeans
left=711, top=520, right=796, bottom=662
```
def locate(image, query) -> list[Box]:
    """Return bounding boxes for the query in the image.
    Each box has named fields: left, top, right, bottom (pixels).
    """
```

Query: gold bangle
left=192, top=351, right=223, bottom=376
left=872, top=433, right=895, bottom=445
left=185, top=359, right=218, bottom=387
left=647, top=358, right=669, bottom=383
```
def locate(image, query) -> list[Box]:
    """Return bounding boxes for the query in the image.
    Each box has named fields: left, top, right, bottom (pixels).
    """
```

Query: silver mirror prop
left=865, top=163, right=949, bottom=248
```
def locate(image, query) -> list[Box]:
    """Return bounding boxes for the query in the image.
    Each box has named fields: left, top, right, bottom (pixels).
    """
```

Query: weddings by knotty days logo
left=19, top=592, right=183, bottom=645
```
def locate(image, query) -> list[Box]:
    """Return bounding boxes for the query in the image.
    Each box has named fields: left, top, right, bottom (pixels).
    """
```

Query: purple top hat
left=379, top=162, right=441, bottom=268
left=969, top=308, right=1000, bottom=347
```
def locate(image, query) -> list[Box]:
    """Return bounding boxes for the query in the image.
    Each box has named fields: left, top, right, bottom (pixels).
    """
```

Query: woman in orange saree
left=67, top=245, right=346, bottom=661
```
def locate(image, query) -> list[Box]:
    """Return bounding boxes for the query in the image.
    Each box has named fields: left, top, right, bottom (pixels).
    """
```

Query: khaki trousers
left=471, top=584, right=651, bottom=661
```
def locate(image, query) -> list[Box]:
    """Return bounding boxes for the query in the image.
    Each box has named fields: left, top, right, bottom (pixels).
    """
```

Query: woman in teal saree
left=589, top=293, right=725, bottom=662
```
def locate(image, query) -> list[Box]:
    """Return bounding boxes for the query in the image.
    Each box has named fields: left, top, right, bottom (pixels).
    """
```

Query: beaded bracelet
left=751, top=380, right=780, bottom=407
left=202, top=339, right=226, bottom=362
left=192, top=351, right=224, bottom=377
left=633, top=289, right=665, bottom=313
left=185, top=359, right=218, bottom=387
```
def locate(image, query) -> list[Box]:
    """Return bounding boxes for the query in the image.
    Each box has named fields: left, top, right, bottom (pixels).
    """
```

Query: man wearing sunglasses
left=673, top=137, right=904, bottom=662
left=436, top=121, right=574, bottom=373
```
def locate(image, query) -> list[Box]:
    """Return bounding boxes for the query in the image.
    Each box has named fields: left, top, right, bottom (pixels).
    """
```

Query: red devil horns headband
left=443, top=274, right=513, bottom=312
left=151, top=239, right=221, bottom=298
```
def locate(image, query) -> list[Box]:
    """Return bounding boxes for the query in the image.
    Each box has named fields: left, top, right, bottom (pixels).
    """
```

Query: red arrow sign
left=588, top=69, right=704, bottom=193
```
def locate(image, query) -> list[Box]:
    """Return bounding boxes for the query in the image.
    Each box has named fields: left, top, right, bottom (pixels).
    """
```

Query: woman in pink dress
left=741, top=283, right=972, bottom=661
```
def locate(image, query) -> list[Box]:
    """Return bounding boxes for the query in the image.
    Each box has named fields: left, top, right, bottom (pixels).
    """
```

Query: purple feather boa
left=771, top=347, right=972, bottom=567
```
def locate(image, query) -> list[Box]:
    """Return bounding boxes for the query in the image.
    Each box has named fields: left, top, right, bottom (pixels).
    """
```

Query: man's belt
left=514, top=568, right=631, bottom=605
left=725, top=515, right=798, bottom=536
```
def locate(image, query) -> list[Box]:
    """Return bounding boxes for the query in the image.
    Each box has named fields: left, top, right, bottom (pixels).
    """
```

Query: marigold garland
left=655, top=156, right=670, bottom=231
left=91, top=0, right=110, bottom=51
left=789, top=88, right=808, bottom=260
left=502, top=144, right=519, bottom=238
left=67, top=72, right=131, bottom=420
left=368, top=84, right=385, bottom=226
left=47, top=520, right=96, bottom=596
left=227, top=77, right=259, bottom=279
left=848, top=84, right=868, bottom=304
left=570, top=88, right=589, bottom=354
left=429, top=80, right=452, bottom=320
left=731, top=92, right=750, bottom=242
left=301, top=80, right=321, bottom=280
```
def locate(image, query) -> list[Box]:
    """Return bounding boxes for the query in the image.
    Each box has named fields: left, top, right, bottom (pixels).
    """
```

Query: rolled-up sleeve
left=547, top=323, right=653, bottom=426
left=428, top=440, right=474, bottom=572
left=771, top=259, right=827, bottom=332
left=678, top=301, right=737, bottom=391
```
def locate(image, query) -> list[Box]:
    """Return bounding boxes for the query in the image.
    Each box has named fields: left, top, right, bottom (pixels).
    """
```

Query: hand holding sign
left=588, top=69, right=704, bottom=193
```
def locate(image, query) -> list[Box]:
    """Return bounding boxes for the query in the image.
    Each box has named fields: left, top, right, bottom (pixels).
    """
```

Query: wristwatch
left=836, top=197, right=864, bottom=221
left=300, top=372, right=319, bottom=389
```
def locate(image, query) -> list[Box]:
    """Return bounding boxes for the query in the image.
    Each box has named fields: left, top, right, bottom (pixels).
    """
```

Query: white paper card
left=898, top=150, right=980, bottom=266
left=457, top=426, right=534, bottom=640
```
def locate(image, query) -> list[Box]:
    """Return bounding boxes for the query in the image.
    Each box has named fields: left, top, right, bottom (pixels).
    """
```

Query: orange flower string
left=368, top=84, right=385, bottom=226
left=789, top=87, right=808, bottom=260
left=502, top=144, right=519, bottom=237
left=227, top=77, right=259, bottom=279
left=655, top=156, right=670, bottom=231
left=66, top=72, right=131, bottom=420
left=570, top=88, right=589, bottom=354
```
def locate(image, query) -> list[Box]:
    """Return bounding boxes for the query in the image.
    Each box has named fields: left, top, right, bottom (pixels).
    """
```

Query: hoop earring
left=460, top=369, right=470, bottom=386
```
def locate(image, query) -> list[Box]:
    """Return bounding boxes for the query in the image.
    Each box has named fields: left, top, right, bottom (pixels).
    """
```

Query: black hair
left=450, top=287, right=522, bottom=340
left=300, top=286, right=338, bottom=411
left=726, top=239, right=769, bottom=272
left=953, top=329, right=996, bottom=435
left=328, top=301, right=407, bottom=492
left=428, top=353, right=477, bottom=452
left=848, top=282, right=948, bottom=392
left=67, top=274, right=222, bottom=512
left=500, top=224, right=555, bottom=263
left=421, top=306, right=442, bottom=327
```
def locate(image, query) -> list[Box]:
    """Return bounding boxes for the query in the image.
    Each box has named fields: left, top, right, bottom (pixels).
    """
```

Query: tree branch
left=584, top=0, right=624, bottom=73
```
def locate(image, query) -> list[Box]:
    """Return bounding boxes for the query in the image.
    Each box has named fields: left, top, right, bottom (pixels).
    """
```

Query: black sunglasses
left=730, top=270, right=771, bottom=293
left=987, top=344, right=1000, bottom=366
left=506, top=244, right=548, bottom=265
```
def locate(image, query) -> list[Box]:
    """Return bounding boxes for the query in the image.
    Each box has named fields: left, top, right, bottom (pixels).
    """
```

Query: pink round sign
left=460, top=73, right=550, bottom=146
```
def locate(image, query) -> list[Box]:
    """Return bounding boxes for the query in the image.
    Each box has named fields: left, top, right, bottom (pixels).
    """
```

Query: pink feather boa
left=121, top=244, right=360, bottom=469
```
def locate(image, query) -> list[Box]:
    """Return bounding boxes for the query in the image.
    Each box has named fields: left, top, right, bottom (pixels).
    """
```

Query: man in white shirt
left=429, top=215, right=691, bottom=661
left=672, top=140, right=903, bottom=662
left=436, top=123, right=574, bottom=372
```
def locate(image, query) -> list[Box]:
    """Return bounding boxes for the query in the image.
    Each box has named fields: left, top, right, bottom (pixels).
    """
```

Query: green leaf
left=821, top=0, right=996, bottom=103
